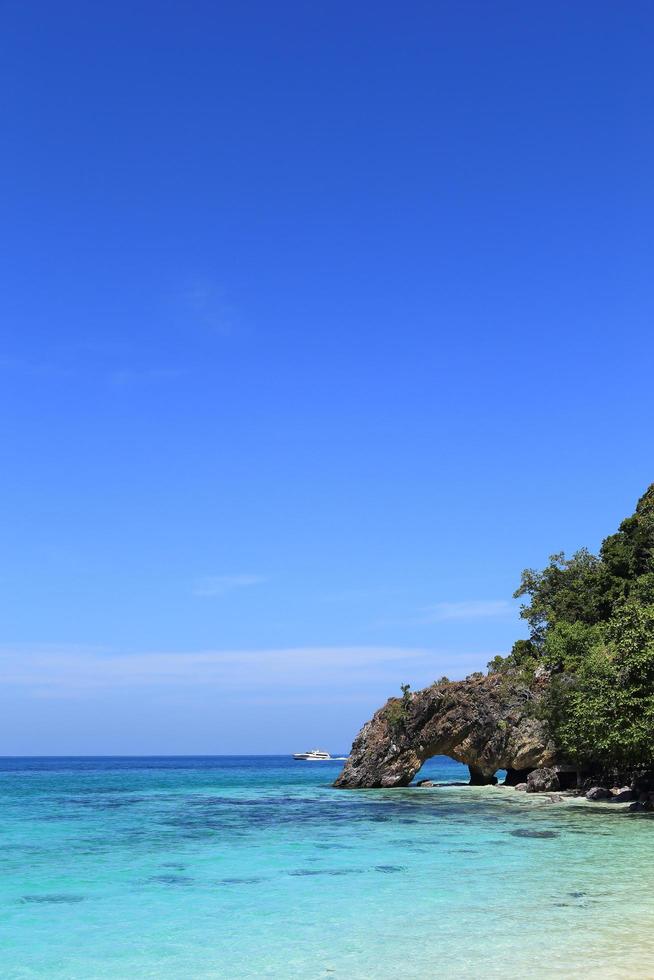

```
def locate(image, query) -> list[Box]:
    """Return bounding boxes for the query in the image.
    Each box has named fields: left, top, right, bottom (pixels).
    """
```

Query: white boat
left=293, top=749, right=332, bottom=761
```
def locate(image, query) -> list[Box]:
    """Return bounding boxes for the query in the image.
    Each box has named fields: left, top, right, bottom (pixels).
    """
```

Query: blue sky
left=1, top=1, right=653, bottom=753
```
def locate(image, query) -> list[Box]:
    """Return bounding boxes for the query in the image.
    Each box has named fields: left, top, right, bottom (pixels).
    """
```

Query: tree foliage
left=490, top=484, right=654, bottom=769
left=384, top=684, right=413, bottom=734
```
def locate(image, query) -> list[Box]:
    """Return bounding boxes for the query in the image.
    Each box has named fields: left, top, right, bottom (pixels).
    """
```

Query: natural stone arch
left=334, top=673, right=558, bottom=789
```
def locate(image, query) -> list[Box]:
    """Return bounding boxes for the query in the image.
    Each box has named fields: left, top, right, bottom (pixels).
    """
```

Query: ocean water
left=1, top=756, right=652, bottom=979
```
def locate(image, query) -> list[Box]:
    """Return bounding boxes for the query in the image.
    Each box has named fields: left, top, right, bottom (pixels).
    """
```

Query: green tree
left=514, top=549, right=603, bottom=643
left=492, top=484, right=654, bottom=771
left=554, top=603, right=654, bottom=768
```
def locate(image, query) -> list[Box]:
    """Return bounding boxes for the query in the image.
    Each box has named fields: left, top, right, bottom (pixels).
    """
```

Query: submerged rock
left=514, top=783, right=528, bottom=792
left=526, top=768, right=560, bottom=794
left=509, top=828, right=559, bottom=839
left=334, top=673, right=558, bottom=789
left=21, top=894, right=85, bottom=904
left=416, top=779, right=435, bottom=787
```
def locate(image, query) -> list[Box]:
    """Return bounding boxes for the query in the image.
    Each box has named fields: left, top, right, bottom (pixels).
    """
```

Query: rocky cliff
left=334, top=673, right=559, bottom=788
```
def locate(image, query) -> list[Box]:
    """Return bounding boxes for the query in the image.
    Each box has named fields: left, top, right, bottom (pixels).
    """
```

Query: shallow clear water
left=0, top=756, right=652, bottom=979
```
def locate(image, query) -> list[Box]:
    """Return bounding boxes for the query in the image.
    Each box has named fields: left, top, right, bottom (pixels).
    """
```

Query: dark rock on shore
left=334, top=673, right=558, bottom=789
left=628, top=797, right=654, bottom=812
left=583, top=786, right=654, bottom=805
left=526, top=768, right=560, bottom=793
left=608, top=789, right=637, bottom=804
left=582, top=771, right=654, bottom=795
left=587, top=786, right=611, bottom=801
left=585, top=786, right=612, bottom=801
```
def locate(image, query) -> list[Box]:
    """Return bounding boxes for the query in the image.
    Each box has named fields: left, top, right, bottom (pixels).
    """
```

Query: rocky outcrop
left=585, top=786, right=612, bottom=801
left=526, top=767, right=559, bottom=793
left=608, top=788, right=637, bottom=803
left=334, top=673, right=559, bottom=789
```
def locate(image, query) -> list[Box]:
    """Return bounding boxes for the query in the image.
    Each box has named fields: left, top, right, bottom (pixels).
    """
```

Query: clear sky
left=1, top=1, right=653, bottom=754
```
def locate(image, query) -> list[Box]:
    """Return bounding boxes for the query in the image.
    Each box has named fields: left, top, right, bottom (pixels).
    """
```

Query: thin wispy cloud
left=417, top=599, right=514, bottom=622
left=0, top=356, right=71, bottom=379
left=180, top=278, right=238, bottom=336
left=0, top=644, right=441, bottom=699
left=108, top=367, right=185, bottom=386
left=192, top=574, right=266, bottom=597
left=0, top=354, right=184, bottom=387
left=320, top=587, right=406, bottom=603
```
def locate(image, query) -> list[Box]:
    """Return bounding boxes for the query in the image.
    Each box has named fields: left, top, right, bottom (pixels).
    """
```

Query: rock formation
left=334, top=672, right=559, bottom=789
left=585, top=786, right=612, bottom=801
left=526, top=767, right=559, bottom=793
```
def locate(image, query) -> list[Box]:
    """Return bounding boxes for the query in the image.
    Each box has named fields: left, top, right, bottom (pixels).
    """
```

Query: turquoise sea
left=1, top=756, right=652, bottom=979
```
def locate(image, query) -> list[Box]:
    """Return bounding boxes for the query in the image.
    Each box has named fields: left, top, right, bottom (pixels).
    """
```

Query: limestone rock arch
left=334, top=673, right=558, bottom=788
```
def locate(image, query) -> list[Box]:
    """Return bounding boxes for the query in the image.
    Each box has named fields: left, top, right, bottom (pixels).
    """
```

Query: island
left=336, top=483, right=654, bottom=802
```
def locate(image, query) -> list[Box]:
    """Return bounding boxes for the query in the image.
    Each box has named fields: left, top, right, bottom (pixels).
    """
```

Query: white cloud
left=0, top=644, right=439, bottom=699
left=193, top=574, right=266, bottom=597
left=417, top=599, right=515, bottom=622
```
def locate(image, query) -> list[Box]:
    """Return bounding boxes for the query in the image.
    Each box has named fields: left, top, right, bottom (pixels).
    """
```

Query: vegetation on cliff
left=489, top=484, right=654, bottom=771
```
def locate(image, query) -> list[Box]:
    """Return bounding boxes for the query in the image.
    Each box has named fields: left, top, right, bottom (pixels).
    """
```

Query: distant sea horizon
left=0, top=753, right=352, bottom=757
